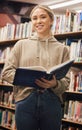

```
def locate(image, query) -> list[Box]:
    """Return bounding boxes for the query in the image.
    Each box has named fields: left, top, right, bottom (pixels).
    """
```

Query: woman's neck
left=37, top=31, right=52, bottom=39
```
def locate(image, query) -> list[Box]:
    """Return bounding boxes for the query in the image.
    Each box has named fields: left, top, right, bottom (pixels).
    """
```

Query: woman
left=1, top=5, right=70, bottom=130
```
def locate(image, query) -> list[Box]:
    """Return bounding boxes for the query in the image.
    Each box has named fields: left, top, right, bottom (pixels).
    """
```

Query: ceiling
left=7, top=0, right=82, bottom=13
left=0, top=0, right=82, bottom=17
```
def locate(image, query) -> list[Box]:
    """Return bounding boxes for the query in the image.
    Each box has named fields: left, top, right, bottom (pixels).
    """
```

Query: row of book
left=52, top=10, right=82, bottom=34
left=0, top=10, right=82, bottom=41
left=0, top=109, right=16, bottom=130
left=0, top=90, right=15, bottom=108
left=69, top=39, right=82, bottom=62
left=0, top=46, right=13, bottom=63
left=69, top=71, right=82, bottom=92
left=63, top=100, right=82, bottom=123
left=0, top=21, right=33, bottom=41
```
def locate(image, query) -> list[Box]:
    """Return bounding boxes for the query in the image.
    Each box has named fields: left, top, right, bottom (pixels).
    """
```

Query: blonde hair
left=30, top=5, right=54, bottom=21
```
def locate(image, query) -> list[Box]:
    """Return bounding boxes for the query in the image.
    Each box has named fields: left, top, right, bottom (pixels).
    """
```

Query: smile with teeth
left=36, top=25, right=44, bottom=29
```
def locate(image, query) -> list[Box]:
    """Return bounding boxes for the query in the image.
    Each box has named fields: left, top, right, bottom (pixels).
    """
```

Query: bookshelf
left=0, top=125, right=13, bottom=130
left=0, top=39, right=18, bottom=130
left=61, top=62, right=82, bottom=130
left=63, top=91, right=82, bottom=101
left=0, top=31, right=82, bottom=45
left=55, top=31, right=82, bottom=129
left=0, top=10, right=33, bottom=130
left=0, top=3, right=33, bottom=128
left=62, top=118, right=82, bottom=128
left=53, top=13, right=82, bottom=128
left=0, top=75, right=15, bottom=129
left=54, top=31, right=82, bottom=40
left=0, top=31, right=82, bottom=130
left=0, top=39, right=19, bottom=46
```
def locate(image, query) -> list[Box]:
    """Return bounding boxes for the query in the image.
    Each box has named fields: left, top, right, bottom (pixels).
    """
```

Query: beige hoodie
left=1, top=35, right=70, bottom=102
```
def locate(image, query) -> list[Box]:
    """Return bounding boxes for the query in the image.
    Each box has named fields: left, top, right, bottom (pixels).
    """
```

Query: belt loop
left=36, top=88, right=47, bottom=93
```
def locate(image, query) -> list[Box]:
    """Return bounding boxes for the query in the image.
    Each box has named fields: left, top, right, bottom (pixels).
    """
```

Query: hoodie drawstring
left=36, top=39, right=50, bottom=67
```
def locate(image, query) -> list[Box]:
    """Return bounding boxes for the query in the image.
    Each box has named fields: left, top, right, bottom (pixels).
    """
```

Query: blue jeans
left=15, top=89, right=62, bottom=130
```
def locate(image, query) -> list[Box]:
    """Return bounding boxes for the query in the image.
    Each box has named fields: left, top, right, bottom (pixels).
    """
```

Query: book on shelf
left=13, top=59, right=74, bottom=89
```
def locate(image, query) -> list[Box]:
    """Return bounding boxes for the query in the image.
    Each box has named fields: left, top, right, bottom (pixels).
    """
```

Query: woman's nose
left=37, top=18, right=41, bottom=23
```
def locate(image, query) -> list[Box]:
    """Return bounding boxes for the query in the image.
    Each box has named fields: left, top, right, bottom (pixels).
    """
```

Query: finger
left=41, top=77, right=55, bottom=86
left=41, top=78, right=50, bottom=83
left=53, top=75, right=56, bottom=80
left=53, top=75, right=58, bottom=86
left=35, top=79, right=49, bottom=88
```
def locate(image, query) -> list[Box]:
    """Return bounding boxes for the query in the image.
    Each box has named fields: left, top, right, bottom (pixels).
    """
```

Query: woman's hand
left=35, top=75, right=58, bottom=89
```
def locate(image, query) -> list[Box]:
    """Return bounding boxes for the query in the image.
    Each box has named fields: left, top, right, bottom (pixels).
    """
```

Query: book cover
left=13, top=59, right=74, bottom=89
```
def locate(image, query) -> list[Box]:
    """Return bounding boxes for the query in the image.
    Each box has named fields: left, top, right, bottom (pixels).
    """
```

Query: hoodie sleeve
left=51, top=45, right=70, bottom=102
left=1, top=40, right=21, bottom=84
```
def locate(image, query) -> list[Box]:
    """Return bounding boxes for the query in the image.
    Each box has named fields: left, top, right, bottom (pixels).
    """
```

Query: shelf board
left=0, top=104, right=15, bottom=111
left=0, top=38, right=28, bottom=46
left=74, top=61, right=82, bottom=64
left=0, top=31, right=82, bottom=45
left=0, top=125, right=12, bottom=130
left=0, top=124, right=16, bottom=130
left=72, top=62, right=82, bottom=69
left=64, top=91, right=82, bottom=101
left=62, top=118, right=82, bottom=127
left=65, top=90, right=82, bottom=94
left=0, top=83, right=13, bottom=91
left=0, top=39, right=19, bottom=46
left=0, top=83, right=13, bottom=87
left=0, top=62, right=4, bottom=67
left=54, top=31, right=82, bottom=40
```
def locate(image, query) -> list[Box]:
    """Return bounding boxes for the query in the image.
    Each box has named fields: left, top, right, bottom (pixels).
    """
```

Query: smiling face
left=31, top=7, right=53, bottom=38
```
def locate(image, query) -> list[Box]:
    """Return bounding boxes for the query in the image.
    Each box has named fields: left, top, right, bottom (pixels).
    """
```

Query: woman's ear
left=50, top=21, right=54, bottom=28
left=50, top=19, right=54, bottom=27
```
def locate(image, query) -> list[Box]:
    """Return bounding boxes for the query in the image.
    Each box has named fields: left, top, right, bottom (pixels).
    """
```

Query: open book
left=13, top=59, right=74, bottom=88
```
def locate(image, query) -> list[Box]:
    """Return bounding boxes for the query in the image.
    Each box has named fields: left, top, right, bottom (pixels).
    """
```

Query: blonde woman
left=2, top=5, right=70, bottom=130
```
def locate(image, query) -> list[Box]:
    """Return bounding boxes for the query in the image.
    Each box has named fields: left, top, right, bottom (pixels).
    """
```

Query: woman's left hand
left=35, top=75, right=58, bottom=89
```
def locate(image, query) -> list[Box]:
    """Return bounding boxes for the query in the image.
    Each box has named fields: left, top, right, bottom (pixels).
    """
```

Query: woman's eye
left=32, top=15, right=47, bottom=20
left=41, top=16, right=46, bottom=19
left=32, top=17, right=37, bottom=20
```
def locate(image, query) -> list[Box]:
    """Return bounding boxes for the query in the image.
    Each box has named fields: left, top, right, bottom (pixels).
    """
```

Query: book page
left=19, top=66, right=47, bottom=72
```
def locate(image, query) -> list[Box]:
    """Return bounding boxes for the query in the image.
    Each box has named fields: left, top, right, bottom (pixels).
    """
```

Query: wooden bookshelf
left=0, top=21, right=82, bottom=130
left=64, top=91, right=82, bottom=101
left=0, top=31, right=82, bottom=45
left=54, top=31, right=82, bottom=40
left=0, top=105, right=15, bottom=111
left=72, top=62, right=82, bottom=69
left=62, top=118, right=82, bottom=128
left=0, top=125, right=13, bottom=130
left=0, top=39, right=19, bottom=46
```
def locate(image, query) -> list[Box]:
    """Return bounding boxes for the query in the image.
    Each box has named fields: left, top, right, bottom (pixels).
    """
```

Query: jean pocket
left=15, top=91, right=34, bottom=105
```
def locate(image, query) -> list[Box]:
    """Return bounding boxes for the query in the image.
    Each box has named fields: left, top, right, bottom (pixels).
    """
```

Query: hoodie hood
left=29, top=33, right=57, bottom=42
